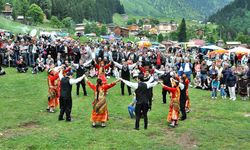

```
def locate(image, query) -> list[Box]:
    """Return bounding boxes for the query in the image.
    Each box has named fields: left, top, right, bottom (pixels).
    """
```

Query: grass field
left=0, top=68, right=249, bottom=150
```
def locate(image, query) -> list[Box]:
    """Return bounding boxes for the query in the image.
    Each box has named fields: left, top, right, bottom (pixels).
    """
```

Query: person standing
left=113, top=59, right=136, bottom=95
left=85, top=77, right=119, bottom=127
left=120, top=74, right=158, bottom=130
left=72, top=59, right=92, bottom=96
left=226, top=72, right=237, bottom=101
left=58, top=70, right=85, bottom=121
left=160, top=78, right=182, bottom=128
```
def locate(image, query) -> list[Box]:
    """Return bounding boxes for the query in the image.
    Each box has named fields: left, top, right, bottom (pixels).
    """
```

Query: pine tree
left=178, top=18, right=187, bottom=42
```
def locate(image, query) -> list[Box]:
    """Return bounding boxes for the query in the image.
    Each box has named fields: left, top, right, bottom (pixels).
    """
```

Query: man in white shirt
left=119, top=74, right=158, bottom=130
left=58, top=70, right=85, bottom=122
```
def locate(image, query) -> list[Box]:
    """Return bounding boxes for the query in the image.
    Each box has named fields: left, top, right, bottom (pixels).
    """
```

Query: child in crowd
left=128, top=94, right=137, bottom=118
left=211, top=77, right=220, bottom=99
left=193, top=72, right=201, bottom=88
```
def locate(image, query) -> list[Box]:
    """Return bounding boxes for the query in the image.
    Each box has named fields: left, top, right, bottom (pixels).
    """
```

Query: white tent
left=201, top=45, right=225, bottom=50
left=229, top=46, right=250, bottom=54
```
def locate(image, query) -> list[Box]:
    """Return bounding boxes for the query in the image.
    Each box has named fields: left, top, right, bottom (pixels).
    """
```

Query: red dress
left=162, top=85, right=180, bottom=122
left=185, top=79, right=191, bottom=110
left=87, top=80, right=116, bottom=122
left=95, top=63, right=111, bottom=85
left=48, top=72, right=59, bottom=108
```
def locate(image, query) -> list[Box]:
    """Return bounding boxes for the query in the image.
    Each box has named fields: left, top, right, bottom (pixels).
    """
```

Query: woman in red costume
left=85, top=76, right=120, bottom=127
left=94, top=60, right=111, bottom=85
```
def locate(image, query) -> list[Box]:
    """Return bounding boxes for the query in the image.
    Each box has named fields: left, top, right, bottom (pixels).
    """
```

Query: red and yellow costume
left=162, top=85, right=180, bottom=123
left=95, top=63, right=111, bottom=85
left=87, top=80, right=116, bottom=122
left=48, top=71, right=59, bottom=109
left=184, top=78, right=191, bottom=111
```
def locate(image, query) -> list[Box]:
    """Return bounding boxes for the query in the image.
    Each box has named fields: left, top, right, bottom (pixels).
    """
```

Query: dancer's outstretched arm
left=113, top=61, right=122, bottom=69
left=119, top=78, right=138, bottom=89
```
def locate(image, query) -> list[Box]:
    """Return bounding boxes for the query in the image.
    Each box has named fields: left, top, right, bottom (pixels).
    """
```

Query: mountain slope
left=209, top=0, right=250, bottom=38
left=121, top=0, right=233, bottom=19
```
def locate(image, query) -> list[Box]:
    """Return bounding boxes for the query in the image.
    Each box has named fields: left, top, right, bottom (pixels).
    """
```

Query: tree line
left=0, top=0, right=125, bottom=24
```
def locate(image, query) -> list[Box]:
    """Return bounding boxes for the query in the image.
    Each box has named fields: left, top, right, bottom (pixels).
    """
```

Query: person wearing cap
left=113, top=59, right=136, bottom=96
left=58, top=69, right=85, bottom=122
left=119, top=74, right=158, bottom=130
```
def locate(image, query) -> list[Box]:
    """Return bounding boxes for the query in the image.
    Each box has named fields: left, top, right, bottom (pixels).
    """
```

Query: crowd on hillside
left=0, top=32, right=249, bottom=101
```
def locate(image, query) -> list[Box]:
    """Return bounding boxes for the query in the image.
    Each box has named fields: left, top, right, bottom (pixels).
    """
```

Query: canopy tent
left=229, top=46, right=250, bottom=54
left=201, top=45, right=225, bottom=50
left=208, top=49, right=229, bottom=55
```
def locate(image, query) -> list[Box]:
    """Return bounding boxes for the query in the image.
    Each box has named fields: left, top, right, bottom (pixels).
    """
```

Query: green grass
left=0, top=68, right=249, bottom=149
left=0, top=16, right=59, bottom=34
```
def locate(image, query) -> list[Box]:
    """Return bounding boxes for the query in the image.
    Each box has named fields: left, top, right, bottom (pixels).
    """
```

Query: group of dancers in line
left=47, top=58, right=191, bottom=129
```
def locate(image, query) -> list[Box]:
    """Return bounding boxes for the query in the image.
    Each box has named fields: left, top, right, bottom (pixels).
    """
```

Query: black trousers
left=59, top=97, right=72, bottom=121
left=180, top=96, right=187, bottom=120
left=121, top=81, right=131, bottom=95
left=135, top=103, right=149, bottom=129
left=76, top=80, right=87, bottom=95
left=162, top=88, right=168, bottom=103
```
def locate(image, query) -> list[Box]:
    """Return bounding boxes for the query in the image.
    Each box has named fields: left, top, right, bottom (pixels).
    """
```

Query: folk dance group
left=46, top=59, right=191, bottom=129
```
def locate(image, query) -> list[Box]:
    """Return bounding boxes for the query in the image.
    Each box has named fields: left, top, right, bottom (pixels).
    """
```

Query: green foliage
left=209, top=0, right=250, bottom=40
left=178, top=18, right=187, bottom=42
left=158, top=33, right=164, bottom=43
left=51, top=0, right=124, bottom=23
left=120, top=0, right=233, bottom=19
left=236, top=32, right=250, bottom=45
left=127, top=18, right=136, bottom=25
left=27, top=3, right=44, bottom=24
left=100, top=25, right=108, bottom=35
left=50, top=16, right=63, bottom=28
left=29, top=0, right=52, bottom=19
left=150, top=18, right=159, bottom=26
left=84, top=22, right=100, bottom=36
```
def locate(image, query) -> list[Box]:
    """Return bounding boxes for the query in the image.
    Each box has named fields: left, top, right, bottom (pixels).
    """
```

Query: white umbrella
left=201, top=45, right=225, bottom=50
left=30, top=29, right=37, bottom=37
left=229, top=46, right=250, bottom=54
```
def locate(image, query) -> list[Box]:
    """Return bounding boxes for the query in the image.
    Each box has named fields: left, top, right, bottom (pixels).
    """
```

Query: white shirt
left=119, top=78, right=158, bottom=90
left=113, top=61, right=136, bottom=70
left=184, top=63, right=191, bottom=72
left=59, top=70, right=85, bottom=85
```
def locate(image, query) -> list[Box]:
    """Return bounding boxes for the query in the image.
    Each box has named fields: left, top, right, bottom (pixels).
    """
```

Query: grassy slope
left=0, top=16, right=58, bottom=34
left=0, top=68, right=249, bottom=150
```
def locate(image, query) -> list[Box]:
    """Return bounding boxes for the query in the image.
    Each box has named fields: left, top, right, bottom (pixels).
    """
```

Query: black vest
left=121, top=65, right=130, bottom=79
left=60, top=77, right=72, bottom=98
left=135, top=82, right=149, bottom=104
left=180, top=84, right=187, bottom=101
left=76, top=65, right=86, bottom=77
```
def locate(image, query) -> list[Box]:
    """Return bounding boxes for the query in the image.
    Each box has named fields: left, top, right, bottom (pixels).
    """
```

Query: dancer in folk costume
left=160, top=77, right=183, bottom=127
left=47, top=64, right=60, bottom=113
left=85, top=77, right=120, bottom=127
left=94, top=60, right=111, bottom=85
left=183, top=74, right=191, bottom=112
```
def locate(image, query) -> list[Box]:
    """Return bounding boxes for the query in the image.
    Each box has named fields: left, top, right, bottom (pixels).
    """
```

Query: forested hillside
left=121, top=0, right=233, bottom=19
left=0, top=0, right=125, bottom=23
left=209, top=0, right=250, bottom=39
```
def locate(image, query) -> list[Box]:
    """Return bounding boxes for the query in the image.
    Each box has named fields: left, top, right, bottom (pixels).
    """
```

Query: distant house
left=128, top=24, right=139, bottom=36
left=75, top=23, right=85, bottom=35
left=1, top=3, right=12, bottom=19
left=149, top=27, right=158, bottom=35
left=114, top=26, right=129, bottom=37
left=157, top=22, right=177, bottom=34
left=143, top=24, right=152, bottom=31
